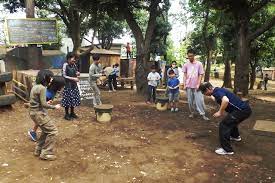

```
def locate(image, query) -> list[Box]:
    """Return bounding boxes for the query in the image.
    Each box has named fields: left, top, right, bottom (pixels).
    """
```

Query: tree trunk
left=204, top=50, right=211, bottom=82
left=135, top=50, right=150, bottom=95
left=71, top=19, right=81, bottom=53
left=234, top=15, right=250, bottom=95
left=249, top=65, right=256, bottom=90
left=223, top=57, right=233, bottom=88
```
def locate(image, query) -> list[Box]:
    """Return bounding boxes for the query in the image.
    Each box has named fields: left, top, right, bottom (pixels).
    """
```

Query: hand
left=76, top=72, right=80, bottom=76
left=55, top=104, right=61, bottom=109
left=213, top=111, right=223, bottom=118
left=47, top=100, right=53, bottom=104
left=73, top=77, right=79, bottom=82
left=196, top=84, right=200, bottom=90
left=183, top=85, right=186, bottom=90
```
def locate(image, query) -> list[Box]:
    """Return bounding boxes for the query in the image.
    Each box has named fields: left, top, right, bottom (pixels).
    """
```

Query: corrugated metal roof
left=81, top=47, right=120, bottom=55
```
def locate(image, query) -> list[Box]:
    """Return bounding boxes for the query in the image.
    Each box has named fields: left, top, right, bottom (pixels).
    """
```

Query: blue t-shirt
left=212, top=87, right=250, bottom=113
left=168, top=77, right=180, bottom=94
left=46, top=89, right=56, bottom=101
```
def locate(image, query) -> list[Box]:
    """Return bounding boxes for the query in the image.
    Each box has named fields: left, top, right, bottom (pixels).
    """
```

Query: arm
left=89, top=65, right=102, bottom=79
left=196, top=74, right=203, bottom=89
left=213, top=96, right=229, bottom=117
left=63, top=64, right=78, bottom=81
left=40, top=87, right=56, bottom=109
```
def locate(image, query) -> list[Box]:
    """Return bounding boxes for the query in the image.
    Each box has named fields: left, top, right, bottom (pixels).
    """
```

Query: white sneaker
left=215, top=148, right=234, bottom=155
left=175, top=108, right=179, bottom=112
left=189, top=113, right=194, bottom=118
left=230, top=136, right=242, bottom=142
left=171, top=108, right=175, bottom=112
left=202, top=115, right=210, bottom=121
left=109, top=90, right=112, bottom=93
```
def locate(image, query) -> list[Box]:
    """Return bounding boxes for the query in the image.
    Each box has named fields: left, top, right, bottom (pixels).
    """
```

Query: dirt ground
left=0, top=88, right=275, bottom=183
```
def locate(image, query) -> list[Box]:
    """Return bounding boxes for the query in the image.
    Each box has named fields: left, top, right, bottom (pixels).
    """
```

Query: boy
left=29, top=70, right=61, bottom=160
left=264, top=73, right=269, bottom=90
left=89, top=54, right=103, bottom=106
left=168, top=70, right=180, bottom=112
left=27, top=76, right=65, bottom=142
left=183, top=49, right=209, bottom=121
left=199, top=82, right=252, bottom=155
left=147, top=65, right=160, bottom=104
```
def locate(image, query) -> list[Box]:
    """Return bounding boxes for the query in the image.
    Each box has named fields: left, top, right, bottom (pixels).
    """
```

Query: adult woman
left=62, top=52, right=81, bottom=120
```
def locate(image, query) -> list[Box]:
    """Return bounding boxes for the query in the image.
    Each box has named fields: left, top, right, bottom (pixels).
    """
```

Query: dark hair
left=66, top=52, right=77, bottom=61
left=92, top=53, right=100, bottom=61
left=47, top=76, right=65, bottom=92
left=114, top=63, right=119, bottom=67
left=187, top=49, right=196, bottom=54
left=168, top=69, right=175, bottom=75
left=151, top=65, right=156, bottom=70
left=36, top=70, right=54, bottom=86
left=172, top=61, right=177, bottom=64
left=199, top=82, right=213, bottom=94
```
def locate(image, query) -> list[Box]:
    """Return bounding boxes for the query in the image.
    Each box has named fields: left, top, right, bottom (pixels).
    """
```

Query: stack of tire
left=0, top=72, right=16, bottom=106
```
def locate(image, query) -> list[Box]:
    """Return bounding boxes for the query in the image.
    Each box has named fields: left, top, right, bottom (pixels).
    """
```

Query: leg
left=194, top=90, right=206, bottom=115
left=219, top=114, right=236, bottom=152
left=108, top=75, right=113, bottom=91
left=147, top=85, right=153, bottom=102
left=64, top=107, right=71, bottom=120
left=230, top=126, right=240, bottom=138
left=113, top=76, right=117, bottom=90
left=39, top=118, right=58, bottom=157
left=70, top=107, right=78, bottom=118
left=186, top=88, right=195, bottom=115
left=91, top=82, right=102, bottom=106
left=152, top=87, right=156, bottom=103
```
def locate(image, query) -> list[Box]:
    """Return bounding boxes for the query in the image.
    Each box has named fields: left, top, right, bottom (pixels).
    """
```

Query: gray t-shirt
left=89, top=63, right=102, bottom=82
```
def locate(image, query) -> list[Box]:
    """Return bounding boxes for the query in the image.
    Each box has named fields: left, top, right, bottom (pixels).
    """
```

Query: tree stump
left=94, top=104, right=114, bottom=122
left=156, top=97, right=169, bottom=111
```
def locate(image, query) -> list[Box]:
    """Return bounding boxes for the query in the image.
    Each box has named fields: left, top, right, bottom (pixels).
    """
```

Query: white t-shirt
left=147, top=72, right=160, bottom=87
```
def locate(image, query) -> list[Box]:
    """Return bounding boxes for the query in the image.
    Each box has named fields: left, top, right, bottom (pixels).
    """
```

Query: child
left=167, top=70, right=180, bottom=112
left=108, top=63, right=120, bottom=92
left=28, top=76, right=65, bottom=142
left=147, top=65, right=160, bottom=104
left=62, top=52, right=81, bottom=120
left=29, top=70, right=61, bottom=161
left=264, top=73, right=269, bottom=90
left=89, top=54, right=103, bottom=106
left=199, top=82, right=252, bottom=155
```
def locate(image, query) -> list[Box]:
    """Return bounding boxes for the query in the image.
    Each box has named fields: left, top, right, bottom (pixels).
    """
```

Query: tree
left=100, top=0, right=170, bottom=95
left=205, top=0, right=275, bottom=95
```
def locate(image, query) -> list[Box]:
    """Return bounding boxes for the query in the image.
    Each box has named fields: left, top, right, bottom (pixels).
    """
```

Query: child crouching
left=29, top=70, right=61, bottom=161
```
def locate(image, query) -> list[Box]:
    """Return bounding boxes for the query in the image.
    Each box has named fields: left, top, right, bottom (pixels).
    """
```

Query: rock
left=1, top=163, right=8, bottom=167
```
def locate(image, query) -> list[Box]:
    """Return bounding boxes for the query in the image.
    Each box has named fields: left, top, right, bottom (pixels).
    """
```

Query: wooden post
left=25, top=0, right=41, bottom=70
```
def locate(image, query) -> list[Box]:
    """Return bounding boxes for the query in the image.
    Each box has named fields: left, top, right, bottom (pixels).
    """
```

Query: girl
left=29, top=70, right=61, bottom=160
left=28, top=76, right=65, bottom=141
left=62, top=52, right=81, bottom=120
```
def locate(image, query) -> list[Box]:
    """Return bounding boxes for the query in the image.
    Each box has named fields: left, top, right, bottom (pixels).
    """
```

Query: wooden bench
left=118, top=77, right=135, bottom=90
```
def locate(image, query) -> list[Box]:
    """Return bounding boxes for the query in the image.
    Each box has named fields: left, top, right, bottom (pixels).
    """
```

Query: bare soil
left=0, top=89, right=275, bottom=183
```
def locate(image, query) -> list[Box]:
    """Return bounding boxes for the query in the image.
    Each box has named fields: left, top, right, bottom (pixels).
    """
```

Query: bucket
left=156, top=97, right=169, bottom=111
left=94, top=104, right=114, bottom=122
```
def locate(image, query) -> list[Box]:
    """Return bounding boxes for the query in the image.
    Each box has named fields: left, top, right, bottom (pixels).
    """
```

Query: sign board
left=78, top=75, right=93, bottom=106
left=4, top=18, right=58, bottom=45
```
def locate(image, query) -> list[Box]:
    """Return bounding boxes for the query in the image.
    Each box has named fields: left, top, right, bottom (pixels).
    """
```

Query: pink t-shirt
left=183, top=61, right=204, bottom=88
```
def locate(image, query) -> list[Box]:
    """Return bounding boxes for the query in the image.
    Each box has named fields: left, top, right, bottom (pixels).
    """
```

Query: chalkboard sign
left=5, top=18, right=58, bottom=45
left=78, top=76, right=93, bottom=106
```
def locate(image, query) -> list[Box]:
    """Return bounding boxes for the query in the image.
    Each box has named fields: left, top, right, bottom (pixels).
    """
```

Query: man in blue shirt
left=199, top=82, right=252, bottom=155
left=168, top=70, right=180, bottom=112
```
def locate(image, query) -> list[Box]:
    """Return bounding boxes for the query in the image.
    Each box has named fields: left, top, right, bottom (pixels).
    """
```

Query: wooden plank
left=253, top=120, right=275, bottom=138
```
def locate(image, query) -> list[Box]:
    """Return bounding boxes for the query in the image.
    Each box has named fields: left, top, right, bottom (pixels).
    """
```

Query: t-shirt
left=212, top=87, right=250, bottom=113
left=183, top=61, right=204, bottom=89
left=147, top=72, right=160, bottom=87
left=168, top=77, right=180, bottom=94
left=46, top=89, right=56, bottom=101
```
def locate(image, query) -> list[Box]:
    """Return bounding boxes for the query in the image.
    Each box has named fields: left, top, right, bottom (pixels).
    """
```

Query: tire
left=0, top=72, right=13, bottom=83
left=0, top=94, right=17, bottom=106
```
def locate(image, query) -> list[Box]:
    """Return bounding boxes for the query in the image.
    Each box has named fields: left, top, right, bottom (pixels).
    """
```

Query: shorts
left=168, top=92, right=179, bottom=102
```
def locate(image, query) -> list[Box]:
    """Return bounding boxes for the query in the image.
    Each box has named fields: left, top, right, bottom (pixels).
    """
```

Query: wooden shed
left=79, top=47, right=121, bottom=73
left=263, top=67, right=275, bottom=81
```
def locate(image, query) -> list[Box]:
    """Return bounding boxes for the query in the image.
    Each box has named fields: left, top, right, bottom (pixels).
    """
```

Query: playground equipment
left=0, top=72, right=16, bottom=106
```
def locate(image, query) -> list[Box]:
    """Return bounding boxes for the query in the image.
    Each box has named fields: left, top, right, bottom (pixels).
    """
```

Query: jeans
left=108, top=75, right=117, bottom=90
left=219, top=107, right=252, bottom=152
left=147, top=85, right=156, bottom=102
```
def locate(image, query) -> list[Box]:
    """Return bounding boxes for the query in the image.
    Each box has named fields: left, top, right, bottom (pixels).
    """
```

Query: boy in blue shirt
left=199, top=82, right=252, bottom=155
left=168, top=70, right=180, bottom=112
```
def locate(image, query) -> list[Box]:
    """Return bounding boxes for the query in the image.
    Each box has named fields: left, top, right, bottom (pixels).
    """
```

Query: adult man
left=89, top=54, right=103, bottom=106
left=199, top=82, right=252, bottom=155
left=183, top=49, right=209, bottom=121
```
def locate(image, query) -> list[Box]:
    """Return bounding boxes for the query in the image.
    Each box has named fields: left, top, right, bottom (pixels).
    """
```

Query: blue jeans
left=147, top=85, right=156, bottom=102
